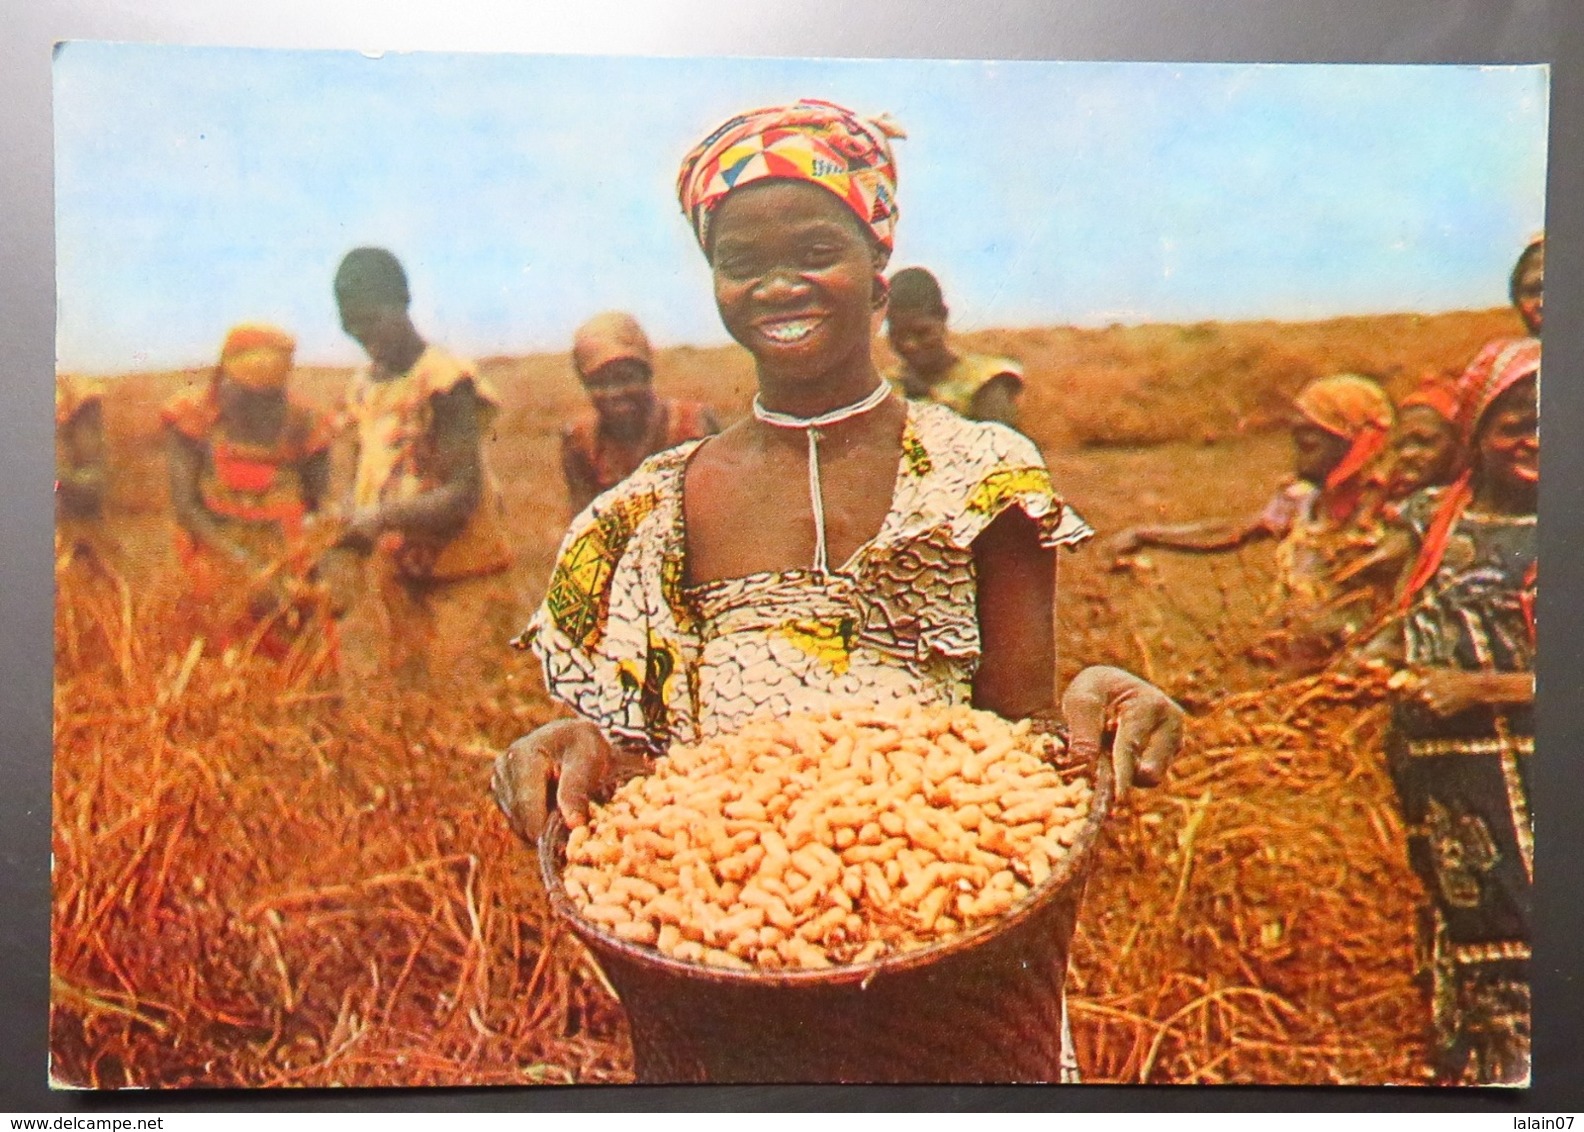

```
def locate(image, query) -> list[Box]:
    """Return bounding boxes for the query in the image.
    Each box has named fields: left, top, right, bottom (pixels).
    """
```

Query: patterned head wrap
left=1461, top=337, right=1540, bottom=444
left=1292, top=374, right=1394, bottom=524
left=1399, top=338, right=1539, bottom=613
left=219, top=323, right=296, bottom=391
left=573, top=312, right=654, bottom=380
left=676, top=99, right=905, bottom=259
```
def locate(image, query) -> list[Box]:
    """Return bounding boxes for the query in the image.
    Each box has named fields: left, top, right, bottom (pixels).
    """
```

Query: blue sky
left=53, top=46, right=1548, bottom=374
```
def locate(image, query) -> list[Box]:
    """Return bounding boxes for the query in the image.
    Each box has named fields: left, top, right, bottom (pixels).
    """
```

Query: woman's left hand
left=1411, top=669, right=1533, bottom=717
left=1062, top=665, right=1186, bottom=796
left=337, top=507, right=385, bottom=554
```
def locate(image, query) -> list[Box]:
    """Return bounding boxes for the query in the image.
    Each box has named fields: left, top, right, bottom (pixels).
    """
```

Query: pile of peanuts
left=561, top=701, right=1094, bottom=972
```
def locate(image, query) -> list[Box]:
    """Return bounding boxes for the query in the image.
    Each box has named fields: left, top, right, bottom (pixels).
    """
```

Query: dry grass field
left=51, top=306, right=1522, bottom=1087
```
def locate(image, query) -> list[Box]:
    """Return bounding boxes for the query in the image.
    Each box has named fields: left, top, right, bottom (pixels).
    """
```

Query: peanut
left=562, top=703, right=1094, bottom=972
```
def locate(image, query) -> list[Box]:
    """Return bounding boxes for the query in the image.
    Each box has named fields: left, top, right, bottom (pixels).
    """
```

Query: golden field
left=51, top=306, right=1522, bottom=1087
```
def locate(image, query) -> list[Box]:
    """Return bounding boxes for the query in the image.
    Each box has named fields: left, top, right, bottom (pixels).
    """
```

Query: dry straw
left=53, top=556, right=1426, bottom=1087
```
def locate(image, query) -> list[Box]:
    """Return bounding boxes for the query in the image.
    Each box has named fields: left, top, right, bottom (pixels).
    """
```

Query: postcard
left=51, top=45, right=1547, bottom=1087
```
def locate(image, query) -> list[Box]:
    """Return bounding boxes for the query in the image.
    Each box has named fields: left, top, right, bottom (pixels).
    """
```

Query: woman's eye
left=803, top=245, right=841, bottom=267
left=712, top=248, right=756, bottom=276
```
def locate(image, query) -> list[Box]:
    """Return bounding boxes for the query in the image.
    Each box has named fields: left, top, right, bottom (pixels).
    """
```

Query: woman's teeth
left=761, top=317, right=820, bottom=344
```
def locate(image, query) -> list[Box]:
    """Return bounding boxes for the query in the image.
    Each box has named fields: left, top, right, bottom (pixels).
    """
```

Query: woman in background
left=1383, top=338, right=1536, bottom=1086
left=162, top=324, right=335, bottom=667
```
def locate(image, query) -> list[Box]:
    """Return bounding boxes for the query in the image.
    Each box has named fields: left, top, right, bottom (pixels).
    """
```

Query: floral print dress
left=522, top=400, right=1092, bottom=755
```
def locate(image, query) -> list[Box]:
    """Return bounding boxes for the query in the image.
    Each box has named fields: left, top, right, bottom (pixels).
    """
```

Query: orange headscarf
left=572, top=312, right=654, bottom=380
left=1293, top=374, right=1394, bottom=523
left=219, top=323, right=296, bottom=391
left=1398, top=371, right=1462, bottom=425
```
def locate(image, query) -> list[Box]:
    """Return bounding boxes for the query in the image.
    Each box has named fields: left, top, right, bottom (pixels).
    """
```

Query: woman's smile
left=708, top=179, right=883, bottom=396
left=754, top=312, right=827, bottom=345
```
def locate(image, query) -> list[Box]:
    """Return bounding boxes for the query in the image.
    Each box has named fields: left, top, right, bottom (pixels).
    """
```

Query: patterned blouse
left=1387, top=486, right=1534, bottom=1044
left=1397, top=487, right=1536, bottom=737
left=522, top=401, right=1093, bottom=754
left=342, top=346, right=515, bottom=582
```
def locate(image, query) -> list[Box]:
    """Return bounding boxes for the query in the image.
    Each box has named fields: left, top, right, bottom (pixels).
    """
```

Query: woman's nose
left=753, top=266, right=811, bottom=301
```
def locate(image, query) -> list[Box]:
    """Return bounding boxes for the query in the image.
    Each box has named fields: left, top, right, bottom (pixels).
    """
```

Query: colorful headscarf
left=219, top=323, right=296, bottom=391
left=1399, top=338, right=1539, bottom=612
left=676, top=99, right=905, bottom=258
left=1398, top=371, right=1462, bottom=425
left=1293, top=374, right=1395, bottom=523
left=1457, top=337, right=1540, bottom=447
left=573, top=312, right=654, bottom=380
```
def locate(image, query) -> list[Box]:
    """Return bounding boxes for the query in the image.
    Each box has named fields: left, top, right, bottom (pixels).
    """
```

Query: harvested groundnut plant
left=561, top=701, right=1095, bottom=971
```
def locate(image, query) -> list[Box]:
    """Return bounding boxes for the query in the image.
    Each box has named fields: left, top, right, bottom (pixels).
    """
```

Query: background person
left=1383, top=338, right=1537, bottom=1086
left=561, top=311, right=720, bottom=514
left=884, top=266, right=1025, bottom=427
left=1449, top=236, right=1543, bottom=435
left=1384, top=373, right=1463, bottom=500
left=161, top=324, right=334, bottom=664
left=333, top=247, right=518, bottom=689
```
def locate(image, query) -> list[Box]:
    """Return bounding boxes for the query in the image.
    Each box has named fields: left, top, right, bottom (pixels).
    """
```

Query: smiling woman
left=491, top=98, right=1186, bottom=1084
left=1384, top=338, right=1539, bottom=1086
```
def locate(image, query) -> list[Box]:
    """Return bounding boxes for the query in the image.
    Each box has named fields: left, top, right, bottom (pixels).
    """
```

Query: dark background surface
left=3, top=0, right=1579, bottom=1112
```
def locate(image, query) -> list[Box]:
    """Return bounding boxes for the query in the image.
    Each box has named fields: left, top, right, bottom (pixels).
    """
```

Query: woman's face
left=582, top=358, right=657, bottom=441
left=1291, top=421, right=1352, bottom=485
left=217, top=376, right=286, bottom=436
left=1389, top=405, right=1458, bottom=495
left=708, top=180, right=881, bottom=380
left=1513, top=247, right=1544, bottom=334
left=1476, top=375, right=1539, bottom=500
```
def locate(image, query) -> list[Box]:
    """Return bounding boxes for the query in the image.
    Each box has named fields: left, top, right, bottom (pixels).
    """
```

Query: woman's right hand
left=1106, top=527, right=1145, bottom=566
left=491, top=718, right=615, bottom=843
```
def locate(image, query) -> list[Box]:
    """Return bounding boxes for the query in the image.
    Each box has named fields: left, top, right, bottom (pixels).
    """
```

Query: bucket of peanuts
left=538, top=700, right=1112, bottom=1083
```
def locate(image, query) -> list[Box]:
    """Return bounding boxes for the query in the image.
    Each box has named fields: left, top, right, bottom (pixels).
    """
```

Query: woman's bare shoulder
left=679, top=416, right=755, bottom=478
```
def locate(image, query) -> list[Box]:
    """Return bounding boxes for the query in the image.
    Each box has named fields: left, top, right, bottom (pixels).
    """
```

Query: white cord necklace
left=752, top=381, right=893, bottom=575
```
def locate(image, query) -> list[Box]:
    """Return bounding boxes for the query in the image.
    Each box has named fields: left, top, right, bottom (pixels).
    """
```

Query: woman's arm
left=165, top=430, right=261, bottom=570
left=971, top=507, right=1056, bottom=718
left=561, top=431, right=603, bottom=515
left=973, top=505, right=1186, bottom=791
left=343, top=382, right=483, bottom=548
left=968, top=375, right=1022, bottom=429
left=1111, top=516, right=1271, bottom=559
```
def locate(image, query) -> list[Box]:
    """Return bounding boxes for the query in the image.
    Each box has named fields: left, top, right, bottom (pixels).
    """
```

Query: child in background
left=884, top=267, right=1025, bottom=427
left=1385, top=374, right=1463, bottom=500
